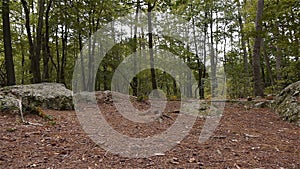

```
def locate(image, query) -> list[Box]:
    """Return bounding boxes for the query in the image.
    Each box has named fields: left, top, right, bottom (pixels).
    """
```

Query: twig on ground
left=16, top=97, right=43, bottom=126
left=17, top=98, right=26, bottom=123
left=161, top=113, right=174, bottom=121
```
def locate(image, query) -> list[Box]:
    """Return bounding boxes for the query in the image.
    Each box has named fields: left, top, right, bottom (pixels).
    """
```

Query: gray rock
left=0, top=83, right=73, bottom=111
left=0, top=94, right=19, bottom=111
left=275, top=81, right=300, bottom=126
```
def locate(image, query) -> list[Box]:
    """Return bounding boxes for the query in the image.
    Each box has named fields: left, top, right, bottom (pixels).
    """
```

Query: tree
left=21, top=0, right=45, bottom=83
left=147, top=1, right=158, bottom=92
left=2, top=0, right=16, bottom=85
left=237, top=0, right=249, bottom=79
left=131, top=0, right=140, bottom=96
left=1, top=0, right=299, bottom=97
left=252, top=0, right=264, bottom=97
left=43, top=0, right=53, bottom=82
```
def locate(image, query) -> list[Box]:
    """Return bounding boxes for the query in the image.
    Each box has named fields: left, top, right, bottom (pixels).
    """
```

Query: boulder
left=0, top=94, right=20, bottom=111
left=275, top=81, right=300, bottom=126
left=0, top=83, right=73, bottom=111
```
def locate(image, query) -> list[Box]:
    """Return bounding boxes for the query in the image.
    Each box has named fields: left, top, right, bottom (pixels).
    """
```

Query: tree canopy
left=0, top=0, right=299, bottom=98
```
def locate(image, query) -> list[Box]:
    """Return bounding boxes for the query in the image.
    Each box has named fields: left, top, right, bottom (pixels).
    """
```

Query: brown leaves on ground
left=0, top=101, right=299, bottom=169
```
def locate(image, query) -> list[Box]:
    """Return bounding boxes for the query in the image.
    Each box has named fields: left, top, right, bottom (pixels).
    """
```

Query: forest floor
left=1, top=98, right=300, bottom=169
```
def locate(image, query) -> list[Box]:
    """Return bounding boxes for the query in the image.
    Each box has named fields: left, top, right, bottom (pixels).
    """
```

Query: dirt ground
left=1, top=98, right=300, bottom=169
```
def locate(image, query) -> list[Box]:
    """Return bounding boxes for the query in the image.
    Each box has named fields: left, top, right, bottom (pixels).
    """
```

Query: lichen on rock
left=0, top=94, right=19, bottom=111
left=275, top=81, right=300, bottom=126
left=0, top=83, right=74, bottom=111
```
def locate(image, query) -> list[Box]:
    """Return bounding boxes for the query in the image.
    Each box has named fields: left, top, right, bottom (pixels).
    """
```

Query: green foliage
left=1, top=0, right=299, bottom=99
left=137, top=95, right=148, bottom=102
left=225, top=51, right=252, bottom=98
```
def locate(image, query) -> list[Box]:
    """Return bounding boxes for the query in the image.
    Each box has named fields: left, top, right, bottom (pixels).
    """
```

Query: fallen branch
left=24, top=121, right=43, bottom=126
left=161, top=113, right=174, bottom=121
left=17, top=98, right=26, bottom=123
left=16, top=98, right=43, bottom=126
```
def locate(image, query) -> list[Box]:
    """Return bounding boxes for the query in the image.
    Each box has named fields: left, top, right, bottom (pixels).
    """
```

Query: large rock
left=0, top=94, right=20, bottom=111
left=275, top=81, right=300, bottom=126
left=0, top=83, right=73, bottom=111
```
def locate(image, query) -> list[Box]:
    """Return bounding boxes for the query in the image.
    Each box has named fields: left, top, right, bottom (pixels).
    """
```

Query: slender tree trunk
left=87, top=8, right=93, bottom=91
left=2, top=0, right=16, bottom=85
left=60, top=25, right=67, bottom=85
left=210, top=9, right=217, bottom=97
left=215, top=10, right=219, bottom=67
left=262, top=39, right=274, bottom=86
left=33, top=0, right=45, bottom=83
left=21, top=41, right=25, bottom=84
left=91, top=17, right=100, bottom=91
left=275, top=0, right=283, bottom=81
left=77, top=16, right=86, bottom=91
left=21, top=0, right=35, bottom=83
left=201, top=11, right=208, bottom=99
left=43, top=0, right=53, bottom=82
left=103, top=65, right=108, bottom=90
left=192, top=17, right=202, bottom=99
left=55, top=26, right=60, bottom=83
left=21, top=0, right=44, bottom=83
left=237, top=0, right=251, bottom=96
left=252, top=0, right=264, bottom=97
left=275, top=45, right=282, bottom=81
left=147, top=2, right=158, bottom=92
left=20, top=4, right=25, bottom=84
left=131, top=0, right=140, bottom=96
left=237, top=0, right=249, bottom=75
left=247, top=38, right=252, bottom=62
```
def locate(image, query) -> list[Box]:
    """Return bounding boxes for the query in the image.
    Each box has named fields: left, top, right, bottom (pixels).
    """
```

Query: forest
left=1, top=0, right=299, bottom=99
left=1, top=0, right=300, bottom=168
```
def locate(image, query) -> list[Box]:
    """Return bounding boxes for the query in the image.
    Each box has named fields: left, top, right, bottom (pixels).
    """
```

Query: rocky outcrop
left=0, top=94, right=20, bottom=111
left=275, top=81, right=300, bottom=126
left=0, top=83, right=73, bottom=111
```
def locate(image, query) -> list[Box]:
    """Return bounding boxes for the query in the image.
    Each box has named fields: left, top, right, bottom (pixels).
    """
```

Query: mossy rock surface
left=0, top=94, right=19, bottom=111
left=0, top=83, right=73, bottom=111
left=275, top=81, right=300, bottom=126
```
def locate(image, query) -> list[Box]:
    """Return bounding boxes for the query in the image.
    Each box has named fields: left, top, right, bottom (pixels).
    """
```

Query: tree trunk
left=237, top=0, right=249, bottom=75
left=201, top=11, right=208, bottom=99
left=77, top=15, right=86, bottom=91
left=131, top=0, right=140, bottom=96
left=262, top=39, right=274, bottom=86
left=2, top=0, right=16, bottom=86
left=252, top=0, right=264, bottom=97
left=275, top=45, right=282, bottom=81
left=21, top=0, right=43, bottom=83
left=43, top=0, right=53, bottom=82
left=147, top=2, right=158, bottom=92
left=60, top=25, right=68, bottom=85
left=192, top=17, right=202, bottom=99
left=20, top=4, right=25, bottom=85
left=21, top=40, right=25, bottom=85
left=21, top=0, right=35, bottom=82
left=210, top=9, right=217, bottom=97
left=55, top=26, right=60, bottom=83
left=33, top=0, right=45, bottom=83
